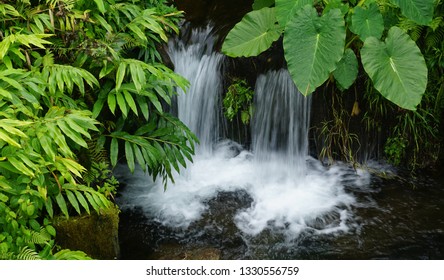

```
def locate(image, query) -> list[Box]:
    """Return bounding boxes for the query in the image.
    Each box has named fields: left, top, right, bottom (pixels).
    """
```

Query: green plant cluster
left=223, top=79, right=254, bottom=124
left=0, top=0, right=195, bottom=259
left=224, top=0, right=443, bottom=169
left=222, top=0, right=437, bottom=111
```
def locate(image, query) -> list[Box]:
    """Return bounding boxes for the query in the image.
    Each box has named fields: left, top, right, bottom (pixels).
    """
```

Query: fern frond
left=53, top=249, right=92, bottom=260
left=429, top=16, right=443, bottom=31
left=24, top=228, right=52, bottom=245
left=397, top=18, right=424, bottom=41
left=425, top=24, right=444, bottom=49
left=16, top=247, right=42, bottom=260
left=377, top=0, right=398, bottom=13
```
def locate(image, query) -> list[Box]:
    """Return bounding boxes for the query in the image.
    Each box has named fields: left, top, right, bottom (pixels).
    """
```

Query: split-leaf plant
left=0, top=0, right=195, bottom=259
left=222, top=0, right=435, bottom=111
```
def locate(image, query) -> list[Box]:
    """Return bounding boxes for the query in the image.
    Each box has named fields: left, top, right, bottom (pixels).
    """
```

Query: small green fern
left=53, top=249, right=92, bottom=260
left=24, top=228, right=52, bottom=246
left=398, top=18, right=424, bottom=42
left=16, top=247, right=42, bottom=260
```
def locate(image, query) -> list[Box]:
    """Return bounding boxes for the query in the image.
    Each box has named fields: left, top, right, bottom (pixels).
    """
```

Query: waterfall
left=117, top=27, right=360, bottom=238
left=167, top=26, right=224, bottom=155
left=252, top=69, right=311, bottom=177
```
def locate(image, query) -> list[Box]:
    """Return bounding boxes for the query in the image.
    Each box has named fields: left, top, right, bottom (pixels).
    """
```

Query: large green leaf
left=361, top=27, right=427, bottom=110
left=283, top=6, right=346, bottom=95
left=275, top=0, right=312, bottom=27
left=350, top=3, right=384, bottom=40
left=222, top=7, right=282, bottom=57
left=390, top=0, right=434, bottom=25
left=333, top=48, right=358, bottom=90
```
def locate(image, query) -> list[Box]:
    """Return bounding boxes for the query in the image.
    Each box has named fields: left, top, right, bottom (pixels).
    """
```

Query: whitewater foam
left=116, top=27, right=370, bottom=238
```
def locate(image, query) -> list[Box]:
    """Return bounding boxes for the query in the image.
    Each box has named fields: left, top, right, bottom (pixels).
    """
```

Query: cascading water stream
left=117, top=27, right=366, bottom=243
left=252, top=69, right=311, bottom=178
left=116, top=27, right=444, bottom=260
left=167, top=26, right=224, bottom=156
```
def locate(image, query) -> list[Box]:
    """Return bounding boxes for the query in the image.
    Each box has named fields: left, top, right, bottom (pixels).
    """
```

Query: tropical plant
left=0, top=0, right=194, bottom=259
left=223, top=78, right=255, bottom=124
left=222, top=0, right=436, bottom=111
left=318, top=89, right=361, bottom=164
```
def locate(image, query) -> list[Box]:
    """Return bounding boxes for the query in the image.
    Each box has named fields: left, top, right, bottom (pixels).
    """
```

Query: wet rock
left=174, top=0, right=253, bottom=39
left=152, top=244, right=220, bottom=260
left=54, top=205, right=120, bottom=259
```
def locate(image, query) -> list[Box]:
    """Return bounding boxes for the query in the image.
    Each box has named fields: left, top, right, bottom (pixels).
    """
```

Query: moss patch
left=53, top=205, right=120, bottom=259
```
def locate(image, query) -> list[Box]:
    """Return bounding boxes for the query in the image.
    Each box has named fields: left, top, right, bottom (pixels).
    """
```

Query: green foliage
left=384, top=135, right=408, bottom=166
left=391, top=0, right=435, bottom=25
left=222, top=7, right=282, bottom=57
left=350, top=3, right=385, bottom=40
left=275, top=0, right=312, bottom=27
left=222, top=0, right=436, bottom=110
left=223, top=79, right=255, bottom=124
left=385, top=107, right=439, bottom=169
left=253, top=0, right=275, bottom=10
left=333, top=48, right=359, bottom=90
left=53, top=249, right=92, bottom=260
left=0, top=0, right=192, bottom=259
left=361, top=26, right=428, bottom=110
left=318, top=89, right=360, bottom=164
left=283, top=5, right=345, bottom=95
left=109, top=113, right=197, bottom=188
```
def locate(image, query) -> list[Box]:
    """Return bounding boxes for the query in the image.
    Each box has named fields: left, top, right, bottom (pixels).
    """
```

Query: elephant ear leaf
left=390, top=0, right=434, bottom=25
left=333, top=48, right=358, bottom=90
left=275, top=0, right=312, bottom=27
left=361, top=26, right=427, bottom=110
left=283, top=6, right=346, bottom=95
left=222, top=7, right=282, bottom=57
left=350, top=3, right=384, bottom=40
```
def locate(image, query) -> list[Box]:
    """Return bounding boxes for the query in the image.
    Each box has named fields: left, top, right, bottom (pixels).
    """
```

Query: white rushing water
left=167, top=26, right=224, bottom=155
left=117, top=27, right=369, bottom=238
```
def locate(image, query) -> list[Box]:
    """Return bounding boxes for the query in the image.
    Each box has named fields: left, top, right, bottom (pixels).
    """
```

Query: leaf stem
left=345, top=35, right=359, bottom=49
left=357, top=0, right=367, bottom=7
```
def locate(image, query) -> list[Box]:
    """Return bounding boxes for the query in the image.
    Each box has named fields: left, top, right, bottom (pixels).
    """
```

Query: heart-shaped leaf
left=333, top=48, right=358, bottom=90
left=275, top=0, right=312, bottom=27
left=350, top=3, right=384, bottom=40
left=361, top=26, right=428, bottom=110
left=283, top=6, right=346, bottom=95
left=222, top=7, right=282, bottom=57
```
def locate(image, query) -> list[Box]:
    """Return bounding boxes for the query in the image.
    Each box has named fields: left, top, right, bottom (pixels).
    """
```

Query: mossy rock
left=53, top=205, right=120, bottom=259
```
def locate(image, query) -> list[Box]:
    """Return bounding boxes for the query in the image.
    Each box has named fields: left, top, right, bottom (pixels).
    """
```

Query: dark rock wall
left=174, top=0, right=253, bottom=42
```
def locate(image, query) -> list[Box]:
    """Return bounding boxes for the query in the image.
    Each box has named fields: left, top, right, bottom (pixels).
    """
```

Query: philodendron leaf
left=361, top=26, right=427, bottom=110
left=275, top=0, right=312, bottom=27
left=222, top=7, right=282, bottom=57
left=333, top=48, right=358, bottom=90
left=390, top=0, right=434, bottom=25
left=350, top=3, right=384, bottom=40
left=283, top=6, right=346, bottom=95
